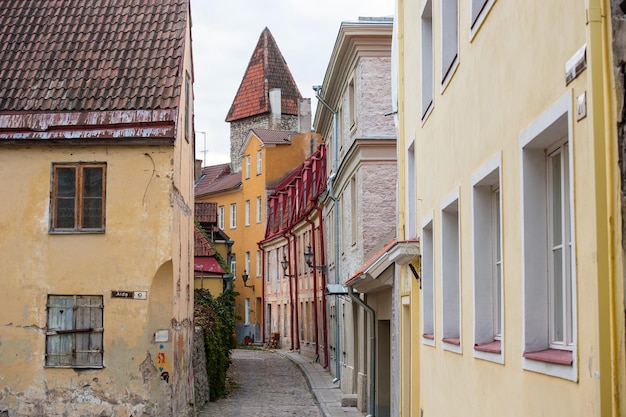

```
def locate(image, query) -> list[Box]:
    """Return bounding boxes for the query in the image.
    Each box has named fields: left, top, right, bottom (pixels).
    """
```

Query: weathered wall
left=0, top=145, right=178, bottom=416
left=192, top=327, right=210, bottom=407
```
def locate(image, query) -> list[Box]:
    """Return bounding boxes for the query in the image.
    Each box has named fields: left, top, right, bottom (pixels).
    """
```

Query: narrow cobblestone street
left=197, top=349, right=323, bottom=417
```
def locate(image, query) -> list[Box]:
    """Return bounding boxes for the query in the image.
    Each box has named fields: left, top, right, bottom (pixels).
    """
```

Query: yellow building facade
left=0, top=2, right=196, bottom=415
left=396, top=0, right=625, bottom=416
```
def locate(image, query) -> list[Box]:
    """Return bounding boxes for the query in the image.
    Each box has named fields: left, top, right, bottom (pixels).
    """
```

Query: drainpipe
left=258, top=242, right=266, bottom=344
left=306, top=217, right=321, bottom=362
left=286, top=236, right=295, bottom=351
left=585, top=1, right=619, bottom=415
left=348, top=284, right=376, bottom=417
left=314, top=85, right=341, bottom=382
left=289, top=230, right=301, bottom=352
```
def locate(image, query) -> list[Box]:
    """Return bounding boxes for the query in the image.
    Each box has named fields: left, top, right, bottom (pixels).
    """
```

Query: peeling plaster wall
left=0, top=145, right=182, bottom=416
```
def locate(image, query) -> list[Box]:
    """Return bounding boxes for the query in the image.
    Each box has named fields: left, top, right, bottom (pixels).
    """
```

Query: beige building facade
left=396, top=0, right=626, bottom=415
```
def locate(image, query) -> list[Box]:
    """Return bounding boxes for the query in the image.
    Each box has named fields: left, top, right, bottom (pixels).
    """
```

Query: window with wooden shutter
left=51, top=163, right=106, bottom=233
left=46, top=295, right=104, bottom=368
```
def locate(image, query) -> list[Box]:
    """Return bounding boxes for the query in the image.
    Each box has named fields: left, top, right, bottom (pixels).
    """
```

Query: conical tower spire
left=226, top=27, right=302, bottom=122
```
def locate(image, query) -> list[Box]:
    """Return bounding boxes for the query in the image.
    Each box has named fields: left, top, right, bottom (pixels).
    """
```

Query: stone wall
left=229, top=114, right=298, bottom=171
left=193, top=327, right=210, bottom=407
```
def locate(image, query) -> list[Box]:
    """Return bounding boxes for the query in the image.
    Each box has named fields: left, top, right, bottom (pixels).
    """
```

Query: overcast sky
left=190, top=0, right=394, bottom=166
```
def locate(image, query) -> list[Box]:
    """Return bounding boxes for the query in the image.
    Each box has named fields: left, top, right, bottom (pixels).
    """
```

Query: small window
left=470, top=0, right=495, bottom=36
left=46, top=295, right=103, bottom=368
left=256, top=197, right=262, bottom=223
left=441, top=0, right=459, bottom=84
left=421, top=0, right=434, bottom=118
left=256, top=250, right=262, bottom=277
left=441, top=191, right=461, bottom=352
left=422, top=216, right=435, bottom=344
left=218, top=205, right=225, bottom=230
left=185, top=71, right=191, bottom=143
left=51, top=163, right=106, bottom=233
left=245, top=155, right=251, bottom=180
left=348, top=80, right=356, bottom=129
left=256, top=150, right=262, bottom=175
left=230, top=203, right=237, bottom=229
left=245, top=200, right=251, bottom=226
left=472, top=155, right=503, bottom=361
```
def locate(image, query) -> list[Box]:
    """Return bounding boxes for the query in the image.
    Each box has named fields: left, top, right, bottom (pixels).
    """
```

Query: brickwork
left=357, top=57, right=396, bottom=137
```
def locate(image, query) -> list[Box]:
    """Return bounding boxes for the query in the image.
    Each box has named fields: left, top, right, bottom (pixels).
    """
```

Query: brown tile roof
left=225, top=27, right=302, bottom=122
left=0, top=0, right=188, bottom=112
left=195, top=163, right=242, bottom=197
left=251, top=128, right=296, bottom=144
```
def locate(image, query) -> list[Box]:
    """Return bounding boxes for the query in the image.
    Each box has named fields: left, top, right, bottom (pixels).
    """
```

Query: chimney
left=269, top=88, right=282, bottom=129
left=195, top=159, right=203, bottom=182
left=298, top=98, right=311, bottom=133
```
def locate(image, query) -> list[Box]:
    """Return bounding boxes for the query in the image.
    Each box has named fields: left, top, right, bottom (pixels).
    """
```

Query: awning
left=345, top=238, right=420, bottom=293
left=194, top=256, right=226, bottom=274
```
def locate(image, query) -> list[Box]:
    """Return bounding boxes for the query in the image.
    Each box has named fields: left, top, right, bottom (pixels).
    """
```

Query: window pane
left=82, top=198, right=102, bottom=228
left=56, top=199, right=76, bottom=228
left=551, top=153, right=562, bottom=245
left=553, top=248, right=564, bottom=343
left=56, top=168, right=76, bottom=197
left=83, top=167, right=103, bottom=198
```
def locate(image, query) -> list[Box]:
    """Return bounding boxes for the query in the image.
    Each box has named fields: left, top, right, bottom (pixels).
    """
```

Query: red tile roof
left=195, top=226, right=216, bottom=257
left=0, top=0, right=188, bottom=112
left=251, top=128, right=296, bottom=145
left=195, top=163, right=242, bottom=197
left=225, top=27, right=302, bottom=122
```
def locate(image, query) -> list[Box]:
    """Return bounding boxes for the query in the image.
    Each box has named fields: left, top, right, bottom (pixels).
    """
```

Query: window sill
left=423, top=333, right=434, bottom=340
left=442, top=337, right=460, bottom=345
left=474, top=340, right=501, bottom=354
left=523, top=349, right=573, bottom=366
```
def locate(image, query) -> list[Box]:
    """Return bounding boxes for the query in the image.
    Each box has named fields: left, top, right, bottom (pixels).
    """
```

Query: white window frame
left=245, top=200, right=251, bottom=226
left=440, top=0, right=459, bottom=88
left=256, top=250, right=262, bottom=277
left=471, top=154, right=504, bottom=363
left=520, top=90, right=577, bottom=381
left=421, top=0, right=434, bottom=119
left=230, top=203, right=237, bottom=229
left=441, top=189, right=461, bottom=353
left=256, top=196, right=262, bottom=223
left=256, top=150, right=262, bottom=175
left=245, top=155, right=251, bottom=179
left=245, top=298, right=250, bottom=325
left=218, top=205, right=225, bottom=230
left=422, top=214, right=435, bottom=346
left=407, top=140, right=417, bottom=238
left=470, top=0, right=495, bottom=40
left=245, top=251, right=251, bottom=277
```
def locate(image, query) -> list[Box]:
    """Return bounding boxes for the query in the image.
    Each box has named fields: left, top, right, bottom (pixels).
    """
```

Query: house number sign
left=111, top=290, right=147, bottom=300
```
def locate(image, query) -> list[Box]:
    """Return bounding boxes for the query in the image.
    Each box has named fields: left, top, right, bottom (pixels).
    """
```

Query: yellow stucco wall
left=0, top=145, right=185, bottom=415
left=398, top=0, right=624, bottom=416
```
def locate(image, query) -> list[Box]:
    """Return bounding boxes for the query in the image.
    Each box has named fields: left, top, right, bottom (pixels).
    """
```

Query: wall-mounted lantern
left=241, top=271, right=255, bottom=290
left=304, top=244, right=327, bottom=274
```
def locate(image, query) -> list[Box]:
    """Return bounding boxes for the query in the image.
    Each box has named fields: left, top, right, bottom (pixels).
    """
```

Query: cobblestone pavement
left=196, top=348, right=323, bottom=417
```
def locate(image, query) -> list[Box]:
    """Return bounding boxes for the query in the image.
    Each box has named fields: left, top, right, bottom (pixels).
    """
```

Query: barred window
left=46, top=295, right=104, bottom=368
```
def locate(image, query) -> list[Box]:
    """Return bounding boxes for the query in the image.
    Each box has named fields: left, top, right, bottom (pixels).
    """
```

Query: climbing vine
left=194, top=288, right=237, bottom=400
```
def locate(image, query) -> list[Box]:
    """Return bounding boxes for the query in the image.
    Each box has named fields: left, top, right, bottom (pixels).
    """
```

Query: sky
left=190, top=0, right=395, bottom=167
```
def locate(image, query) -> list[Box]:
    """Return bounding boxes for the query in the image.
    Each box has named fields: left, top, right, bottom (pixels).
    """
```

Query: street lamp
left=281, top=255, right=295, bottom=278
left=303, top=244, right=327, bottom=274
left=241, top=271, right=254, bottom=290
